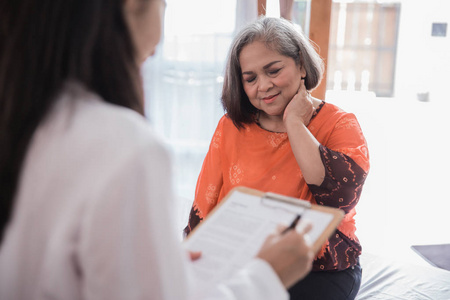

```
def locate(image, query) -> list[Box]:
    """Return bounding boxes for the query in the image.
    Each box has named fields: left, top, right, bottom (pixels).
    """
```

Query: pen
left=281, top=214, right=301, bottom=234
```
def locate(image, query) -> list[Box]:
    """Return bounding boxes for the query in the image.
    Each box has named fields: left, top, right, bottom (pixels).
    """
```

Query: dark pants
left=288, top=261, right=362, bottom=300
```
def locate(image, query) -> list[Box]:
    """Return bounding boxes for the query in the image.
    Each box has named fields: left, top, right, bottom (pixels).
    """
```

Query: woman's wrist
left=284, top=114, right=308, bottom=132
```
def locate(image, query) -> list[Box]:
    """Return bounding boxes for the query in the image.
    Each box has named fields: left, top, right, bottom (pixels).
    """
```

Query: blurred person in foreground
left=0, top=1, right=314, bottom=299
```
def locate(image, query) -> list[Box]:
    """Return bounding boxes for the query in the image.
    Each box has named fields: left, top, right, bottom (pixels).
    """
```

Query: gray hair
left=222, top=17, right=324, bottom=128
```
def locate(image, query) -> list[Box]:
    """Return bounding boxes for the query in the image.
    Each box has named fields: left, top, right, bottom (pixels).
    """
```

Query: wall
left=395, top=0, right=450, bottom=103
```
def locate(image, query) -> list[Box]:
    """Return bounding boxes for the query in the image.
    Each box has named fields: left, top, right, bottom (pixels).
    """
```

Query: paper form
left=183, top=189, right=336, bottom=284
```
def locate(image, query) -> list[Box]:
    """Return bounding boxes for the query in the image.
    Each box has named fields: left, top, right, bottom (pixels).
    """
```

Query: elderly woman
left=185, top=17, right=370, bottom=300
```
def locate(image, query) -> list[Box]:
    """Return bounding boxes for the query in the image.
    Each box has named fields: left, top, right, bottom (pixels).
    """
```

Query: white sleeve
left=192, top=258, right=289, bottom=300
left=79, top=138, right=191, bottom=300
left=79, top=136, right=288, bottom=300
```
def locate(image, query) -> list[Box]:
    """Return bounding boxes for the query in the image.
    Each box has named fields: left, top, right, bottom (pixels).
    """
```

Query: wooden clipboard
left=183, top=186, right=345, bottom=283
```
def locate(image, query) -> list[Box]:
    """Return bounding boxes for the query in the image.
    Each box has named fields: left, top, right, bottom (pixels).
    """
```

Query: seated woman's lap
left=288, top=261, right=362, bottom=300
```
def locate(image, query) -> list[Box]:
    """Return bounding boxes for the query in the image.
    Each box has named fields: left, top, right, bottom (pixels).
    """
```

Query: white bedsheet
left=357, top=252, right=450, bottom=300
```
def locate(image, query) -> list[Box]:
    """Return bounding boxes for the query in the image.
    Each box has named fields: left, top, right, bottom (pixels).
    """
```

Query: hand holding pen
left=256, top=217, right=314, bottom=288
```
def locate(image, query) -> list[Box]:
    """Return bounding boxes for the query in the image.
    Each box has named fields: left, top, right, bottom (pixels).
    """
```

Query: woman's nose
left=258, top=76, right=273, bottom=92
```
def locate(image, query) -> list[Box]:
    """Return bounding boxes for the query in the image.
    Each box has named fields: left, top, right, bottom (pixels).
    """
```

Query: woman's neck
left=257, top=112, right=286, bottom=133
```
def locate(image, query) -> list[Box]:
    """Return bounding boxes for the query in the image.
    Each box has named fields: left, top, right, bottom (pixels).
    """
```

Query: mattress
left=357, top=252, right=450, bottom=299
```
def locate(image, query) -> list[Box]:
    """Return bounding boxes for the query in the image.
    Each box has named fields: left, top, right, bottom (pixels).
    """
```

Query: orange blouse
left=185, top=102, right=369, bottom=271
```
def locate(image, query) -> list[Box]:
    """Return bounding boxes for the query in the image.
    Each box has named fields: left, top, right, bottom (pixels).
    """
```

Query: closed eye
left=268, top=68, right=281, bottom=75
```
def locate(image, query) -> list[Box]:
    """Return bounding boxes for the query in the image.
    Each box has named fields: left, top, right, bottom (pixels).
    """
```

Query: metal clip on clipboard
left=262, top=192, right=312, bottom=209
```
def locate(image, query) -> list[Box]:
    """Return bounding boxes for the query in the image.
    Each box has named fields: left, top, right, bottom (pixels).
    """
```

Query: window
left=327, top=1, right=401, bottom=97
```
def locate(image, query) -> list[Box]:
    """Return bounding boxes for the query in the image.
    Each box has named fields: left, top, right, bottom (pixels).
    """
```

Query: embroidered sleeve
left=308, top=145, right=368, bottom=213
left=184, top=207, right=202, bottom=237
left=308, top=113, right=369, bottom=213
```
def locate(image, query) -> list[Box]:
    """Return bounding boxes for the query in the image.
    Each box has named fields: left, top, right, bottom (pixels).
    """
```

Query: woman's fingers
left=284, top=79, right=314, bottom=125
left=298, top=78, right=306, bottom=94
left=188, top=251, right=202, bottom=261
left=256, top=221, right=315, bottom=288
left=297, top=220, right=312, bottom=234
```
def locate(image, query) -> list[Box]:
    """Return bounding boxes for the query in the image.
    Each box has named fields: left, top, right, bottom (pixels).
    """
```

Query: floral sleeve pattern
left=184, top=206, right=201, bottom=237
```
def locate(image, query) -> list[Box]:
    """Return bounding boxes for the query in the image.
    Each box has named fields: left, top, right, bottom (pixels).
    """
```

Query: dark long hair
left=0, top=0, right=143, bottom=242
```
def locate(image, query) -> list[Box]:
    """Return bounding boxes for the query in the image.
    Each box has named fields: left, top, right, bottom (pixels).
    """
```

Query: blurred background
left=142, top=0, right=450, bottom=263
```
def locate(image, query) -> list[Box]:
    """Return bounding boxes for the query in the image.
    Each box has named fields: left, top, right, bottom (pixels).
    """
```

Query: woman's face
left=124, top=0, right=166, bottom=64
left=239, top=41, right=306, bottom=118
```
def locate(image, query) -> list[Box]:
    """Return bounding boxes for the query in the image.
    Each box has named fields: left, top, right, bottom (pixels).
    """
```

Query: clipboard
left=183, top=186, right=344, bottom=283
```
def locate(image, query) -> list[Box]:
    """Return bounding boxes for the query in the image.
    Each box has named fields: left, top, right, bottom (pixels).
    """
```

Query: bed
left=357, top=251, right=450, bottom=299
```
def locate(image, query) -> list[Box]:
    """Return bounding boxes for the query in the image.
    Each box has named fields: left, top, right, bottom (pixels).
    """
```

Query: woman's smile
left=262, top=93, right=280, bottom=104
